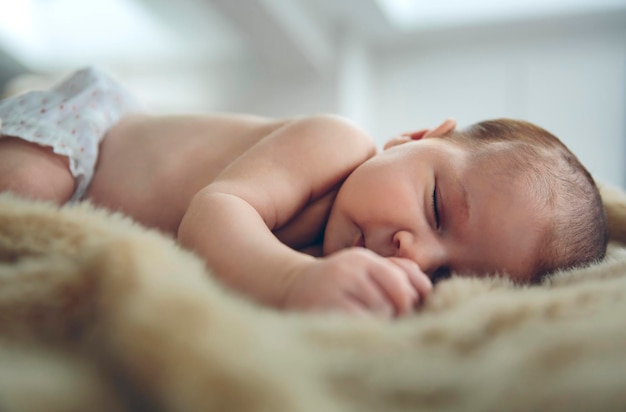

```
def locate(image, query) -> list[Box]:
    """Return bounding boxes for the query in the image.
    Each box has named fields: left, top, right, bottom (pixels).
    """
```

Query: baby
left=0, top=68, right=608, bottom=318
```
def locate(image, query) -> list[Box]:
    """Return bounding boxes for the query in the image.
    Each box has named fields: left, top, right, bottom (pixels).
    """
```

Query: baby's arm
left=177, top=115, right=431, bottom=317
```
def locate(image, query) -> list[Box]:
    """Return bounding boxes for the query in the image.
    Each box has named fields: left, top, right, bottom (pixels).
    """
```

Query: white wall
left=524, top=32, right=626, bottom=188
left=121, top=60, right=339, bottom=117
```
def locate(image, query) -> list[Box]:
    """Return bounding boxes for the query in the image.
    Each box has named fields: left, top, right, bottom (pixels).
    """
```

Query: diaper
left=0, top=67, right=141, bottom=201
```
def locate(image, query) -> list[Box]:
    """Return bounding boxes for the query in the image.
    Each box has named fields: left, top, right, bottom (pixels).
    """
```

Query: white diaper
left=0, top=67, right=141, bottom=201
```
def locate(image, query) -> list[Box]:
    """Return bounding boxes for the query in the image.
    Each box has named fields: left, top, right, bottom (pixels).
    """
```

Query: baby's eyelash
left=432, top=184, right=440, bottom=229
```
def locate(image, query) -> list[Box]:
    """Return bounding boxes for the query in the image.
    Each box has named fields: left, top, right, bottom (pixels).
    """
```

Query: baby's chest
left=272, top=190, right=337, bottom=252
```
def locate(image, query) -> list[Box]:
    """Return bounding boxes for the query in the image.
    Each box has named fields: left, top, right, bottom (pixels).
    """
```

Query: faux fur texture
left=1, top=185, right=626, bottom=412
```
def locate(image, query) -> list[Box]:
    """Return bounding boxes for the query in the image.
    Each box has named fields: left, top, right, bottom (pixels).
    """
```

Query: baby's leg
left=0, top=136, right=74, bottom=204
left=0, top=67, right=141, bottom=203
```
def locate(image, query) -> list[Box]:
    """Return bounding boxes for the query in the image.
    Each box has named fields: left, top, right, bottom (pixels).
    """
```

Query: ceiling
left=0, top=0, right=625, bottom=80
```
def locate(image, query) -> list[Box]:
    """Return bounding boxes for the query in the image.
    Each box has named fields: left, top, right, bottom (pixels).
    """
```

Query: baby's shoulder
left=296, top=114, right=375, bottom=148
left=265, top=114, right=376, bottom=166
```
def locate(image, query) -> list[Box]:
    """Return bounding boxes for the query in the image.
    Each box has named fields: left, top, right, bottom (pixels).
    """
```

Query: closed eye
left=432, top=182, right=440, bottom=229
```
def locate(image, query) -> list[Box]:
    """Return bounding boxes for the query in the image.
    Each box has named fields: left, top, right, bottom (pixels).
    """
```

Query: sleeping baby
left=0, top=67, right=608, bottom=318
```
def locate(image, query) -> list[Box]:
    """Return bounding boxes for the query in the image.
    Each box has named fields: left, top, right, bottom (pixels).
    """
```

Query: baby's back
left=85, top=113, right=287, bottom=235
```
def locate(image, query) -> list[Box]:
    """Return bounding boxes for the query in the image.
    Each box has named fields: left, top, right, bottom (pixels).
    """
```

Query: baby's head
left=445, top=118, right=608, bottom=280
left=323, top=118, right=607, bottom=283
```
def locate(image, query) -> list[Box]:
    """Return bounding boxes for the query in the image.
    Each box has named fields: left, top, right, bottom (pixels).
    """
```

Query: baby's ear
left=423, top=118, right=457, bottom=138
left=383, top=119, right=457, bottom=150
left=384, top=128, right=430, bottom=150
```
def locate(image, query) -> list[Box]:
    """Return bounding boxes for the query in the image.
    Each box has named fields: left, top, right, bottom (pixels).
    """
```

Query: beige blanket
left=1, top=185, right=626, bottom=412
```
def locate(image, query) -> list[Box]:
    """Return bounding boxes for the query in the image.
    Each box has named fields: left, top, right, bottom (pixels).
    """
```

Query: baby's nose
left=393, top=230, right=415, bottom=258
left=393, top=230, right=445, bottom=276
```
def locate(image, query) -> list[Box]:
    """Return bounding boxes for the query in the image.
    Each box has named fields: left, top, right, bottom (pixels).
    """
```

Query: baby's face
left=323, top=137, right=549, bottom=283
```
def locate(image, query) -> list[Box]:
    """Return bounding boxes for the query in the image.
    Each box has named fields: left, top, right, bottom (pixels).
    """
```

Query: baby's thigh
left=0, top=136, right=74, bottom=204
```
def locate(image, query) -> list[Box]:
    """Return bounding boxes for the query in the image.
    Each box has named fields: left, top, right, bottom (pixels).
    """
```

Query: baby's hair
left=449, top=119, right=608, bottom=281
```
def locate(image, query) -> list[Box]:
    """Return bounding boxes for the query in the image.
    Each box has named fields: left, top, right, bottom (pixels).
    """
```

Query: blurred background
left=0, top=0, right=625, bottom=187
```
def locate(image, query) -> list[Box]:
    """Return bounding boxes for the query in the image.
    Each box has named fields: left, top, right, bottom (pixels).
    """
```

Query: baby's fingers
left=338, top=300, right=378, bottom=318
left=346, top=280, right=395, bottom=318
left=367, top=266, right=417, bottom=317
left=387, top=257, right=433, bottom=306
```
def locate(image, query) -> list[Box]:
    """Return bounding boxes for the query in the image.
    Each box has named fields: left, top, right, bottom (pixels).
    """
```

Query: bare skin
left=1, top=112, right=433, bottom=318
left=0, top=137, right=74, bottom=203
left=85, top=114, right=359, bottom=254
left=85, top=114, right=289, bottom=235
left=0, top=112, right=546, bottom=318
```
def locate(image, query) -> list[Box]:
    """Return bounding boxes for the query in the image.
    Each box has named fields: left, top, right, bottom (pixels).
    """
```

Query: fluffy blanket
left=1, top=185, right=626, bottom=412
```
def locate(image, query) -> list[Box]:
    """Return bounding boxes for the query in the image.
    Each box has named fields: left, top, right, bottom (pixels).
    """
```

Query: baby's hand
left=283, top=248, right=432, bottom=318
